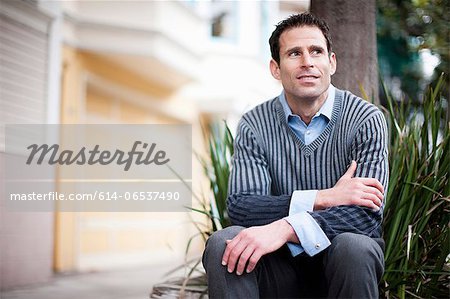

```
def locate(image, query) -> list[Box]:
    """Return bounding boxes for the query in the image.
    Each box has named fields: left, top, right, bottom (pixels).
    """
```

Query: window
left=209, top=0, right=238, bottom=42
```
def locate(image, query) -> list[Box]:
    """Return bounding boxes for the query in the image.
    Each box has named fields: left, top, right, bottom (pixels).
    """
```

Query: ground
left=1, top=264, right=176, bottom=299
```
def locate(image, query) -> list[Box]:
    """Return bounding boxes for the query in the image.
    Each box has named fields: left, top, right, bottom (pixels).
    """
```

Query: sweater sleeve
left=308, top=111, right=389, bottom=240
left=227, top=118, right=291, bottom=227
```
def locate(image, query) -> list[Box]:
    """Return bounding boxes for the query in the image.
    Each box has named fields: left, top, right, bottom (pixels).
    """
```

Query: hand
left=221, top=220, right=297, bottom=275
left=314, top=161, right=384, bottom=211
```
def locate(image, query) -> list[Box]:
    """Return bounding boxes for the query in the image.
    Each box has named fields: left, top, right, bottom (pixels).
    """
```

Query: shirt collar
left=279, top=84, right=335, bottom=122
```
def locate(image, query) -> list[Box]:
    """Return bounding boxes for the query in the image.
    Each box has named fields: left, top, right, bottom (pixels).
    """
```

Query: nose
left=300, top=53, right=313, bottom=68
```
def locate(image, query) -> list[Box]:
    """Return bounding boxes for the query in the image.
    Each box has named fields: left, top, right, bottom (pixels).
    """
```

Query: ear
left=270, top=59, right=281, bottom=80
left=329, top=52, right=337, bottom=76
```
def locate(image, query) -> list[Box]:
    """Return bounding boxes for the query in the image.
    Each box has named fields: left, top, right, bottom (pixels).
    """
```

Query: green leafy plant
left=197, top=122, right=233, bottom=233
left=183, top=122, right=234, bottom=254
left=380, top=74, right=449, bottom=298
left=151, top=122, right=233, bottom=298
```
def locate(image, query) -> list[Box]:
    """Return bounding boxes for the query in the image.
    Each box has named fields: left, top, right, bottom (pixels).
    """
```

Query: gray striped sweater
left=227, top=89, right=389, bottom=240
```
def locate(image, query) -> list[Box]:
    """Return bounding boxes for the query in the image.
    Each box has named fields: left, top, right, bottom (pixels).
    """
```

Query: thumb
left=343, top=160, right=357, bottom=178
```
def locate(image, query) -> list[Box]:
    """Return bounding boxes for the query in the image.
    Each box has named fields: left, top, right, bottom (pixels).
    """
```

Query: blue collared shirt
left=279, top=86, right=335, bottom=145
left=279, top=85, right=335, bottom=256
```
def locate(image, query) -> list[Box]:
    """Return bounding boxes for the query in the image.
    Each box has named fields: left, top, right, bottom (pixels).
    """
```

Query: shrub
left=381, top=75, right=449, bottom=298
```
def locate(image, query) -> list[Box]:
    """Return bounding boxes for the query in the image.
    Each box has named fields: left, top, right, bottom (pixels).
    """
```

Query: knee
left=328, top=233, right=384, bottom=275
left=202, top=226, right=244, bottom=270
left=325, top=233, right=384, bottom=297
left=206, top=226, right=245, bottom=251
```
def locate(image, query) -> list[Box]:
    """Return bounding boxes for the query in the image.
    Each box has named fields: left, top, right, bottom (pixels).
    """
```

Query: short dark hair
left=269, top=12, right=333, bottom=64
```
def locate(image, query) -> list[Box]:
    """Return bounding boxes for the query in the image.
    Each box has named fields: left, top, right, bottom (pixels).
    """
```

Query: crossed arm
left=222, top=112, right=389, bottom=275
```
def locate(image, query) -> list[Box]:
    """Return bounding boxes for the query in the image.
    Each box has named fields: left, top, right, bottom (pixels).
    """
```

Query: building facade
left=0, top=0, right=307, bottom=290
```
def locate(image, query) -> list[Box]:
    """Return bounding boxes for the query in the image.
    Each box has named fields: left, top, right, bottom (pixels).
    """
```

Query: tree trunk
left=310, top=0, right=379, bottom=103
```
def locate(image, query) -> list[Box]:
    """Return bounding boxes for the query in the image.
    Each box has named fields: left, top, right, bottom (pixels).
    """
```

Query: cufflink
left=315, top=243, right=321, bottom=249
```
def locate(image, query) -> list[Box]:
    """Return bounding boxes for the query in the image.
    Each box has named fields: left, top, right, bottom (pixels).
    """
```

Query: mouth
left=296, top=74, right=320, bottom=81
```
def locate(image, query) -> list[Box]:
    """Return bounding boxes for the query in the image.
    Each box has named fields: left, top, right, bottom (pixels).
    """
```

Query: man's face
left=270, top=26, right=336, bottom=104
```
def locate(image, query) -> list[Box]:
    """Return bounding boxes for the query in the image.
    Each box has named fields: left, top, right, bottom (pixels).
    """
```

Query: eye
left=288, top=51, right=301, bottom=57
left=311, top=49, right=323, bottom=56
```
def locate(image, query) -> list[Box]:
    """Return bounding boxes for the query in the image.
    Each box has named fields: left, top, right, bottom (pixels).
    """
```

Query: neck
left=286, top=92, right=328, bottom=125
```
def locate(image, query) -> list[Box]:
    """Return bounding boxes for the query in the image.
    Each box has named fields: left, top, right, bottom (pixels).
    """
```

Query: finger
left=246, top=250, right=263, bottom=273
left=350, top=191, right=380, bottom=209
left=222, top=236, right=240, bottom=266
left=360, top=199, right=380, bottom=211
left=236, top=245, right=255, bottom=275
left=372, top=179, right=385, bottom=195
left=364, top=185, right=384, bottom=202
left=362, top=192, right=383, bottom=208
left=343, top=160, right=357, bottom=178
left=358, top=178, right=384, bottom=194
left=226, top=240, right=247, bottom=273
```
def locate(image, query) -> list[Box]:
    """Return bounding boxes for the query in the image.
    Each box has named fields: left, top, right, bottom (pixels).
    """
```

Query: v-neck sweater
left=227, top=88, right=389, bottom=240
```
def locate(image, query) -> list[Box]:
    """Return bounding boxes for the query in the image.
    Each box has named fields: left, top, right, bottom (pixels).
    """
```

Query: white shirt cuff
left=284, top=212, right=331, bottom=256
left=289, top=190, right=317, bottom=214
left=285, top=190, right=318, bottom=256
left=286, top=241, right=305, bottom=256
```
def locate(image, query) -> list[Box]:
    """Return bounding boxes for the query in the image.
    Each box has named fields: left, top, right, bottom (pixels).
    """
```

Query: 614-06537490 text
left=9, top=191, right=181, bottom=201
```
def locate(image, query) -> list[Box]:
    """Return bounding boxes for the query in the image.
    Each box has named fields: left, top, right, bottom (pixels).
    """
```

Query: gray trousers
left=202, top=226, right=384, bottom=299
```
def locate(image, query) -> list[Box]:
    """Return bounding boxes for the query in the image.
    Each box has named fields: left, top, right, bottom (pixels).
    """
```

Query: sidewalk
left=1, top=264, right=176, bottom=299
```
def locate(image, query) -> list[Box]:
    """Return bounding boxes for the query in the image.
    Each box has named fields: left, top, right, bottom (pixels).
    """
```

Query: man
left=203, top=12, right=388, bottom=299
